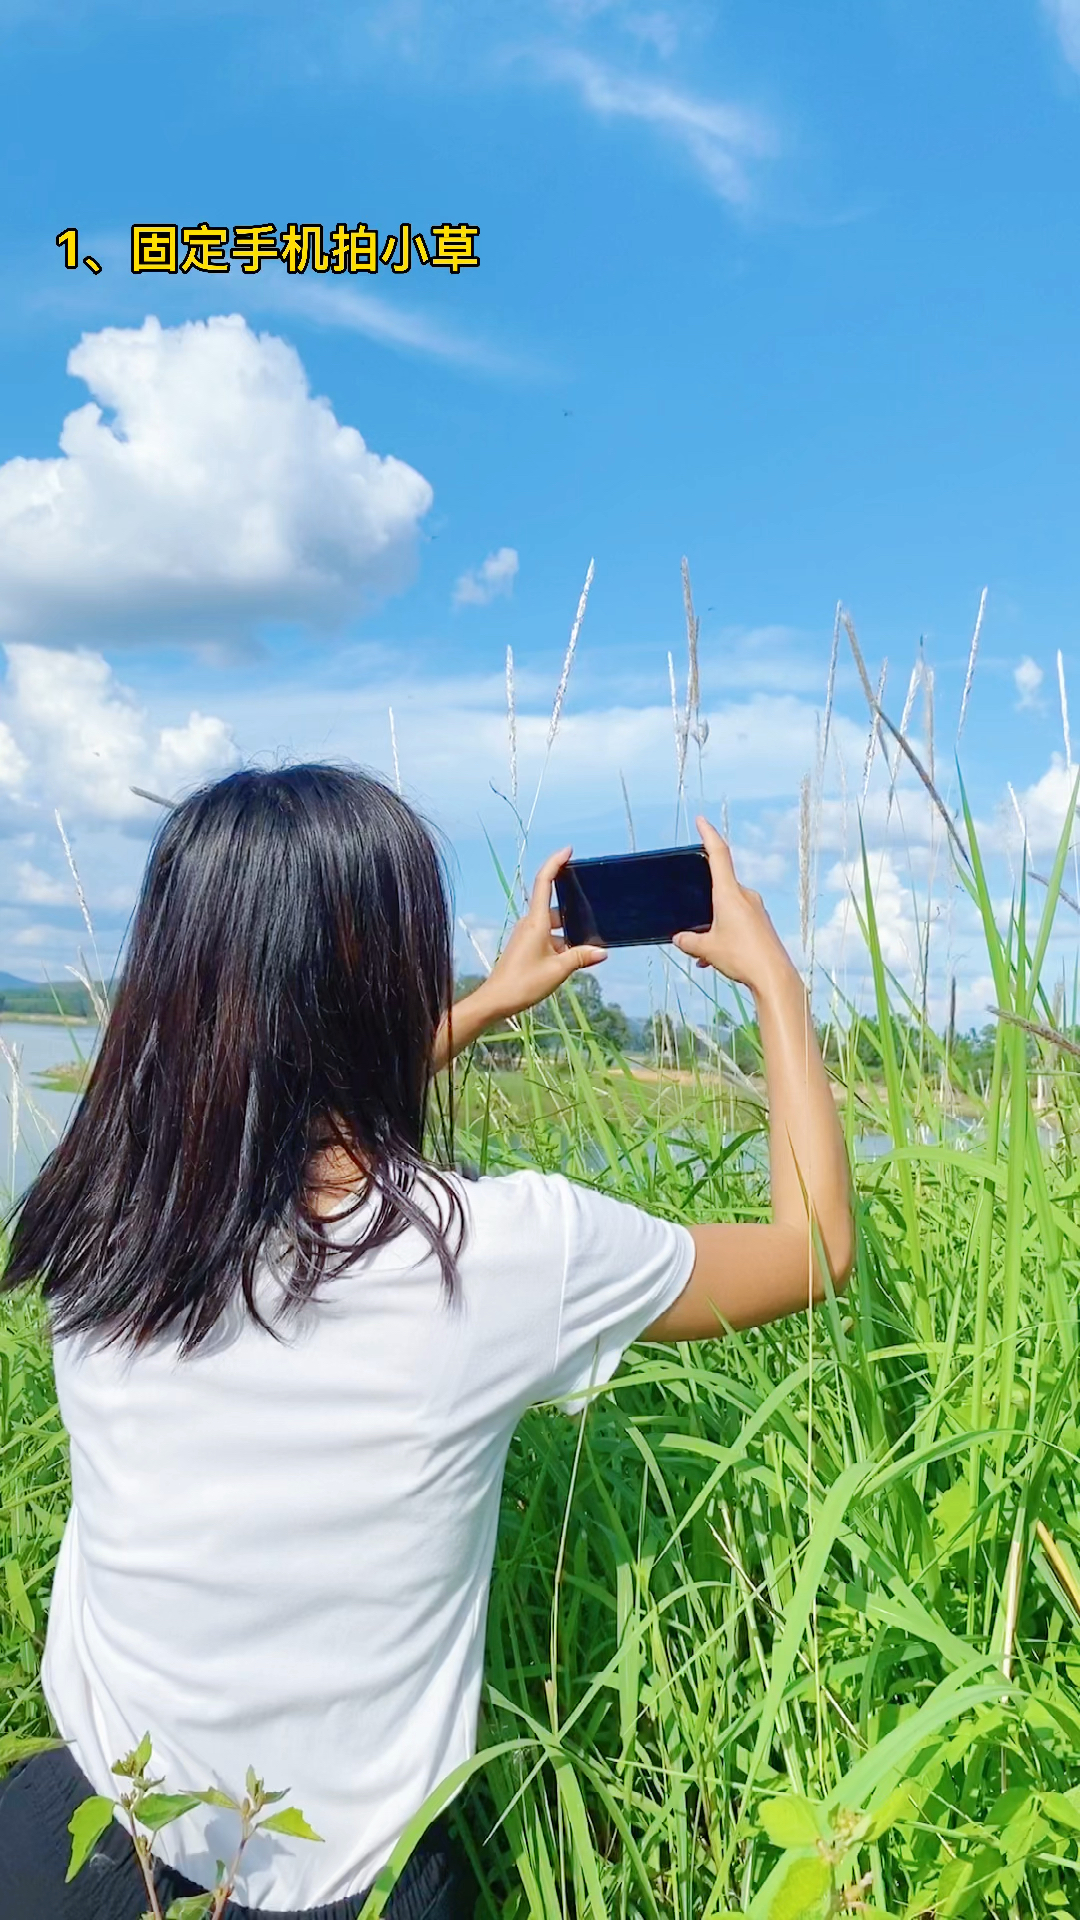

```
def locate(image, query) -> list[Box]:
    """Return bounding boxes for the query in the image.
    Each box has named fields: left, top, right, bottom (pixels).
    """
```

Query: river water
left=0, top=1022, right=98, bottom=1201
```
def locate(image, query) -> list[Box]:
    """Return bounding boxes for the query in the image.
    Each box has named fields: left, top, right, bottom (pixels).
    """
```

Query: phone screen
left=554, top=845, right=713, bottom=949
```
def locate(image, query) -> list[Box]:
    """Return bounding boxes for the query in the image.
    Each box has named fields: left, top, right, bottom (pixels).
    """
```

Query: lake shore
left=0, top=1013, right=96, bottom=1026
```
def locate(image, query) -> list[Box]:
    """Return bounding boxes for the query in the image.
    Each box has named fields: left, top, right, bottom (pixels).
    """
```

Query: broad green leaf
left=934, top=1856, right=973, bottom=1915
left=66, top=1794, right=117, bottom=1880
left=134, top=1791, right=204, bottom=1831
left=259, top=1805, right=324, bottom=1843
left=1000, top=1803, right=1049, bottom=1864
left=986, top=1786, right=1031, bottom=1828
left=1044, top=1790, right=1080, bottom=1834
left=193, top=1787, right=238, bottom=1810
left=757, top=1796, right=823, bottom=1849
left=760, top=1853, right=831, bottom=1920
left=931, top=1477, right=973, bottom=1557
left=163, top=1898, right=215, bottom=1920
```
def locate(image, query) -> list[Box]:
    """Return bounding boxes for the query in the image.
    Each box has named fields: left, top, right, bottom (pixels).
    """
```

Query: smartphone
left=554, top=844, right=713, bottom=950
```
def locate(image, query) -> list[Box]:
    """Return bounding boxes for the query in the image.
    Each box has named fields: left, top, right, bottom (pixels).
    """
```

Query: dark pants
left=0, top=1744, right=475, bottom=1920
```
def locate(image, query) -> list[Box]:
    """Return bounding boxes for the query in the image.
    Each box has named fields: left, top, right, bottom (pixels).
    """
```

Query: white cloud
left=997, top=753, right=1079, bottom=857
left=1044, top=0, right=1080, bottom=70
left=0, top=643, right=240, bottom=826
left=202, top=671, right=866, bottom=829
left=814, top=849, right=926, bottom=985
left=1014, top=655, right=1044, bottom=709
left=12, top=921, right=64, bottom=949
left=542, top=50, right=777, bottom=203
left=0, top=315, right=433, bottom=647
left=258, top=281, right=529, bottom=376
left=0, top=720, right=29, bottom=796
left=14, top=862, right=69, bottom=906
left=453, top=547, right=520, bottom=608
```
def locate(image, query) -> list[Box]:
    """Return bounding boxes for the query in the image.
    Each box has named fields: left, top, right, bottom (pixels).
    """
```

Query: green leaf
left=163, top=1898, right=215, bottom=1920
left=3, top=1555, right=37, bottom=1634
left=864, top=1779, right=927, bottom=1839
left=987, top=1786, right=1031, bottom=1829
left=931, top=1477, right=973, bottom=1558
left=1045, top=1789, right=1080, bottom=1833
left=259, top=1804, right=324, bottom=1843
left=113, top=1732, right=153, bottom=1779
left=193, top=1787, right=239, bottom=1810
left=757, top=1796, right=823, bottom=1849
left=1000, top=1804, right=1048, bottom=1865
left=66, top=1794, right=117, bottom=1881
left=134, top=1792, right=204, bottom=1832
left=934, top=1857, right=973, bottom=1915
left=761, top=1853, right=831, bottom=1920
left=245, top=1764, right=259, bottom=1799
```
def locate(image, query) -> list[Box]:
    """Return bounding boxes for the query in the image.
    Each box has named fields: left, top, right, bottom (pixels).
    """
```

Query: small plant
left=66, top=1733, right=323, bottom=1920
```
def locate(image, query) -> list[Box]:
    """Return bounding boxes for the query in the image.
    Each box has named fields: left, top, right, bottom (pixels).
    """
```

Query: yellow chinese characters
left=128, top=223, right=480, bottom=275
left=429, top=224, right=480, bottom=272
left=131, top=226, right=178, bottom=273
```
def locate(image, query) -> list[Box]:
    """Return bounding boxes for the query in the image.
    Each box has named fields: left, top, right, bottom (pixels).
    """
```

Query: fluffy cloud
left=453, top=547, right=520, bottom=607
left=813, top=849, right=927, bottom=985
left=0, top=316, right=433, bottom=647
left=0, top=643, right=240, bottom=826
left=1014, top=655, right=1044, bottom=709
left=995, top=753, right=1079, bottom=858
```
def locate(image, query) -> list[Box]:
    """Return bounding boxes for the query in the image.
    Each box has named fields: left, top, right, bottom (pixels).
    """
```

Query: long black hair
left=1, top=764, right=463, bottom=1356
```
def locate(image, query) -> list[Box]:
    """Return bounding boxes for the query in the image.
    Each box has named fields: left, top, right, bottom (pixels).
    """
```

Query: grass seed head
left=547, top=558, right=593, bottom=749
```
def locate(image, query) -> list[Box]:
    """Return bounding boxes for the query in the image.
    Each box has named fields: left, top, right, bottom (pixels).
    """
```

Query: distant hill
left=0, top=971, right=32, bottom=988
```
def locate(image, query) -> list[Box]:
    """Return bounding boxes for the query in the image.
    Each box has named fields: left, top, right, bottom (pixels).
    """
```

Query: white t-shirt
left=42, top=1168, right=695, bottom=1909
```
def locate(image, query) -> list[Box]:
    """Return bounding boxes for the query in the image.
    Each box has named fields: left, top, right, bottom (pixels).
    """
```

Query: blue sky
left=1, top=0, right=1079, bottom=1022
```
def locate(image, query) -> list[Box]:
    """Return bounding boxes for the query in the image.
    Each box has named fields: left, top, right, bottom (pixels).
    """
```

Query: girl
left=0, top=765, right=853, bottom=1919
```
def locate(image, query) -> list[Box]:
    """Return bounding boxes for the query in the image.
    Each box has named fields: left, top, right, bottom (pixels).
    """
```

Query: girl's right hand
left=672, top=816, right=796, bottom=995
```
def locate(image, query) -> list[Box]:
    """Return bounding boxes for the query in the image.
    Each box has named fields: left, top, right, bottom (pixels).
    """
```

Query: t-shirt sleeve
left=537, top=1176, right=697, bottom=1413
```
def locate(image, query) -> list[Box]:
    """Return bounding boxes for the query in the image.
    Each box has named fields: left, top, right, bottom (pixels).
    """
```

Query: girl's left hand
left=481, top=848, right=606, bottom=1022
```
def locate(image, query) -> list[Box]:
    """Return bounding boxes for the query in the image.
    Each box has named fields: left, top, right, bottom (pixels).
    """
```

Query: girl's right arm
left=643, top=819, right=854, bottom=1343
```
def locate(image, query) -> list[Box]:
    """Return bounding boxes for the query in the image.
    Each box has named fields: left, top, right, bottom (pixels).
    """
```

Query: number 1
left=55, top=228, right=78, bottom=269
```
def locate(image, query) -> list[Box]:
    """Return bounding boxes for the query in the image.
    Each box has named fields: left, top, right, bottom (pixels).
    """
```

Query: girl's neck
left=305, top=1140, right=369, bottom=1220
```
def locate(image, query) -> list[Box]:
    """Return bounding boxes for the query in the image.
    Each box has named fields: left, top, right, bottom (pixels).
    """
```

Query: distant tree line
left=0, top=982, right=108, bottom=1019
left=451, top=976, right=1076, bottom=1080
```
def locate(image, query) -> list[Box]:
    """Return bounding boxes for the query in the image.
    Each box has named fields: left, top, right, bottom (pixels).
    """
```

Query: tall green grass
left=4, top=787, right=1080, bottom=1917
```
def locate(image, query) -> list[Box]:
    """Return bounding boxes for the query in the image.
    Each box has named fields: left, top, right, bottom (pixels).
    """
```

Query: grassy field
left=4, top=775, right=1080, bottom=1918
